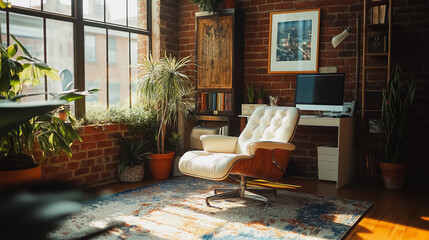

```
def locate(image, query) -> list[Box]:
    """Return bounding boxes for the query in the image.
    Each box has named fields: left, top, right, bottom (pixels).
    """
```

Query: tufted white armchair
left=179, top=106, right=300, bottom=206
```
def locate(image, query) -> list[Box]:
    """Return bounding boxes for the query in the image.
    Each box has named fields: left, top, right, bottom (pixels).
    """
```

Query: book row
left=196, top=92, right=232, bottom=112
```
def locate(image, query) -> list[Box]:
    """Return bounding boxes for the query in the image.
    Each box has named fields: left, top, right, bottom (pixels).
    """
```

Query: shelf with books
left=194, top=9, right=244, bottom=136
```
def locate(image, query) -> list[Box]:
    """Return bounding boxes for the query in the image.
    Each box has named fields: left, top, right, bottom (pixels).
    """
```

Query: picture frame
left=268, top=9, right=320, bottom=73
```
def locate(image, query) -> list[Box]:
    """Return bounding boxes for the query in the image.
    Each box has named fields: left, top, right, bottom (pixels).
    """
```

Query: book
left=196, top=93, right=201, bottom=111
left=221, top=93, right=225, bottom=111
left=208, top=93, right=212, bottom=110
left=379, top=4, right=386, bottom=24
left=224, top=93, right=232, bottom=111
left=212, top=93, right=217, bottom=111
left=372, top=6, right=379, bottom=24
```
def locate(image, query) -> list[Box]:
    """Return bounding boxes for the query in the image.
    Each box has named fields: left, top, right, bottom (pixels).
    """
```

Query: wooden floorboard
left=91, top=175, right=429, bottom=240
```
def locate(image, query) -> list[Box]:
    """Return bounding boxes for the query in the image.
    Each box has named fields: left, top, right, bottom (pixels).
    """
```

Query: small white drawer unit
left=317, top=146, right=339, bottom=181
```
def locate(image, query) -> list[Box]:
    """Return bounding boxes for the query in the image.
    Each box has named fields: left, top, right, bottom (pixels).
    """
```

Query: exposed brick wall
left=40, top=125, right=130, bottom=187
left=153, top=0, right=180, bottom=58
left=391, top=0, right=429, bottom=186
left=178, top=0, right=363, bottom=177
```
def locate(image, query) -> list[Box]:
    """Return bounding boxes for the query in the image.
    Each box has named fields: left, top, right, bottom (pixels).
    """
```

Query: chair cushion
left=201, top=135, right=238, bottom=153
left=179, top=151, right=252, bottom=181
left=236, top=106, right=300, bottom=154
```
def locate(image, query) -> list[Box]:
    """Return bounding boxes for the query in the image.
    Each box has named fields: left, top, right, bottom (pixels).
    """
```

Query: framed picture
left=268, top=9, right=320, bottom=73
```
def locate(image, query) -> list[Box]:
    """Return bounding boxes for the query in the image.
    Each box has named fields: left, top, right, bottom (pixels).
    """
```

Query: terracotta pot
left=149, top=151, right=175, bottom=179
left=379, top=162, right=408, bottom=190
left=257, top=99, right=264, bottom=104
left=224, top=0, right=235, bottom=9
left=58, top=111, right=67, bottom=121
left=0, top=164, right=42, bottom=187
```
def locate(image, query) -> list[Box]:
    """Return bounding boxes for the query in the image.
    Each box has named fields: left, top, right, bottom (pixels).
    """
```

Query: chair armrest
left=201, top=135, right=238, bottom=153
left=247, top=141, right=296, bottom=155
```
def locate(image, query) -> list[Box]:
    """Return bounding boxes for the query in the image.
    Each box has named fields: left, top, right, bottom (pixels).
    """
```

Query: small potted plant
left=380, top=65, right=416, bottom=189
left=191, top=0, right=224, bottom=12
left=117, top=136, right=150, bottom=182
left=256, top=88, right=266, bottom=104
left=241, top=84, right=267, bottom=116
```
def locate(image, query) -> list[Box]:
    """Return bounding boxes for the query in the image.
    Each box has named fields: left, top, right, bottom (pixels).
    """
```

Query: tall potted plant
left=380, top=65, right=416, bottom=189
left=136, top=54, right=194, bottom=179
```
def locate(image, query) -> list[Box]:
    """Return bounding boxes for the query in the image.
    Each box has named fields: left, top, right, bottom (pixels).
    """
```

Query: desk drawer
left=318, top=169, right=337, bottom=181
left=318, top=161, right=338, bottom=171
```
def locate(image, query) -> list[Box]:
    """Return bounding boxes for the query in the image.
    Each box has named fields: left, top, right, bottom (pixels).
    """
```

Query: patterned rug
left=50, top=177, right=372, bottom=240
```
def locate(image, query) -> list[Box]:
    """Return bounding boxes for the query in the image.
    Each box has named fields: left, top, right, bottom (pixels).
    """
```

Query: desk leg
left=240, top=117, right=247, bottom=133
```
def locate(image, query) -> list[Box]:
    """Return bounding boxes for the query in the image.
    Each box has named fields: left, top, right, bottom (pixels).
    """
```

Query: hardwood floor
left=92, top=176, right=429, bottom=239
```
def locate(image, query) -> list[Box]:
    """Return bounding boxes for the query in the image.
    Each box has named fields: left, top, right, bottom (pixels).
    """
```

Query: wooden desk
left=239, top=115, right=356, bottom=188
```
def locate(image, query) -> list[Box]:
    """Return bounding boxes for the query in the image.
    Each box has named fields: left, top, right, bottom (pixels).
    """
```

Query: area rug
left=50, top=177, right=372, bottom=240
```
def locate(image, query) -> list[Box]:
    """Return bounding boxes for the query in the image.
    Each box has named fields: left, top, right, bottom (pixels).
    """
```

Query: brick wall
left=40, top=125, right=129, bottom=187
left=391, top=0, right=429, bottom=186
left=178, top=0, right=363, bottom=177
left=153, top=0, right=180, bottom=58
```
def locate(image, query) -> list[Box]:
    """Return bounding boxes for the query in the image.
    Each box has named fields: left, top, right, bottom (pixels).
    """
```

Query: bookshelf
left=361, top=0, right=392, bottom=178
left=194, top=9, right=244, bottom=136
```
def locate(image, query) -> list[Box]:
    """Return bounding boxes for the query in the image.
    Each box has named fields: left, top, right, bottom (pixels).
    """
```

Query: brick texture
left=178, top=0, right=363, bottom=177
left=40, top=124, right=130, bottom=187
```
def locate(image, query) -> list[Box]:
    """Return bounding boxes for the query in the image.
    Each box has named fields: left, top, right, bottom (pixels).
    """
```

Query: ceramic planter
left=0, top=164, right=42, bottom=187
left=149, top=151, right=175, bottom=179
left=379, top=162, right=408, bottom=190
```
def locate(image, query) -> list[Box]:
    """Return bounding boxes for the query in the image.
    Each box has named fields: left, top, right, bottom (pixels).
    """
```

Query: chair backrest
left=235, top=106, right=300, bottom=154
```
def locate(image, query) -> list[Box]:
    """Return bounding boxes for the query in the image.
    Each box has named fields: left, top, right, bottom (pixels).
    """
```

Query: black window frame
left=0, top=0, right=152, bottom=116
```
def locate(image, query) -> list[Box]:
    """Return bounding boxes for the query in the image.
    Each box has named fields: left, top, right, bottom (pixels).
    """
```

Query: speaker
left=368, top=34, right=387, bottom=53
left=342, top=101, right=355, bottom=116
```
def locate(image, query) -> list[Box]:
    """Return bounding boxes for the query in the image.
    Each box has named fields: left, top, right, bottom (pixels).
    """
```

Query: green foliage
left=136, top=54, right=195, bottom=154
left=256, top=87, right=266, bottom=100
left=168, top=132, right=182, bottom=155
left=381, top=65, right=416, bottom=164
left=191, top=0, right=223, bottom=12
left=83, top=104, right=158, bottom=151
left=0, top=0, right=11, bottom=9
left=247, top=84, right=255, bottom=103
left=117, top=136, right=150, bottom=173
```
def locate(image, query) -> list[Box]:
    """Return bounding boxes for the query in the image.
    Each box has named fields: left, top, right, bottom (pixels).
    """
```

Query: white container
left=241, top=104, right=267, bottom=116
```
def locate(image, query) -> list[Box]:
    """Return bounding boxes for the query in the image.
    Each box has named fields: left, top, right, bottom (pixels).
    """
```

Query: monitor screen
left=295, top=73, right=345, bottom=112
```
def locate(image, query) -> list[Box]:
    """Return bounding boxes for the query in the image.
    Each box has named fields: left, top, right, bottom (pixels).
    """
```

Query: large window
left=1, top=0, right=151, bottom=113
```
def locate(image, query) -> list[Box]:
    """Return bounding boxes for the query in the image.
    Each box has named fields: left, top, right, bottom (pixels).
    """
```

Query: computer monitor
left=295, top=73, right=345, bottom=113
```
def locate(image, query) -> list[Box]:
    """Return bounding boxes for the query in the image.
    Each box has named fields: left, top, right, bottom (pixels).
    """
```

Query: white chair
left=179, top=106, right=300, bottom=206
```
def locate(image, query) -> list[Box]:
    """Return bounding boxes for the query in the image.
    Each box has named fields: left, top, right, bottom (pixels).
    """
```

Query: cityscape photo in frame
left=268, top=9, right=320, bottom=73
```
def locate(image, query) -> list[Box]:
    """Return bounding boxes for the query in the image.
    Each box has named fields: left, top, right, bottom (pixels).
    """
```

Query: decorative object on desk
left=50, top=177, right=373, bottom=240
left=256, top=87, right=266, bottom=104
left=246, top=84, right=256, bottom=103
left=268, top=9, right=320, bottom=73
left=136, top=54, right=195, bottom=179
left=241, top=104, right=267, bottom=116
left=269, top=95, right=279, bottom=106
left=332, top=27, right=351, bottom=48
left=380, top=65, right=416, bottom=189
left=368, top=33, right=387, bottom=53
left=368, top=119, right=383, bottom=134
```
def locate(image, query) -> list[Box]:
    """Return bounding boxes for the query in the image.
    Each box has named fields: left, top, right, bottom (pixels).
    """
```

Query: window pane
left=83, top=0, right=104, bottom=22
left=0, top=11, right=6, bottom=48
left=10, top=0, right=41, bottom=10
left=128, top=0, right=147, bottom=29
left=9, top=13, right=44, bottom=101
left=46, top=19, right=74, bottom=101
left=85, top=35, right=97, bottom=63
left=108, top=37, right=116, bottom=64
left=108, top=30, right=128, bottom=106
left=131, top=33, right=149, bottom=107
left=43, top=0, right=71, bottom=16
left=85, top=26, right=107, bottom=109
left=106, top=0, right=126, bottom=25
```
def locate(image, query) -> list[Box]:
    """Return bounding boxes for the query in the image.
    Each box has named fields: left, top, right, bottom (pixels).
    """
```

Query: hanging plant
left=191, top=0, right=224, bottom=12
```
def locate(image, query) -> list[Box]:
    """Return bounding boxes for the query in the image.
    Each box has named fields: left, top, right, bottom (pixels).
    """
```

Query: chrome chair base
left=206, top=176, right=277, bottom=207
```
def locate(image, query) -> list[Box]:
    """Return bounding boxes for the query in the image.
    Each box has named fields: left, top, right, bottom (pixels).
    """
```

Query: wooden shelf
left=367, top=52, right=389, bottom=56
left=367, top=0, right=389, bottom=7
left=364, top=89, right=384, bottom=93
left=365, top=109, right=382, bottom=113
left=365, top=65, right=388, bottom=70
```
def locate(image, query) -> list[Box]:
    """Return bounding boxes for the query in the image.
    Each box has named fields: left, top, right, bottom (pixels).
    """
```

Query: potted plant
left=0, top=35, right=88, bottom=186
left=241, top=84, right=267, bottom=116
left=256, top=88, right=266, bottom=104
left=136, top=54, right=194, bottom=179
left=191, top=0, right=224, bottom=12
left=380, top=65, right=416, bottom=189
left=117, top=136, right=150, bottom=182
